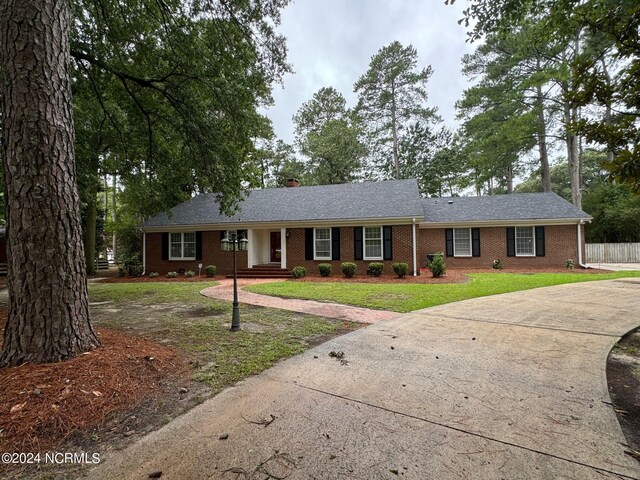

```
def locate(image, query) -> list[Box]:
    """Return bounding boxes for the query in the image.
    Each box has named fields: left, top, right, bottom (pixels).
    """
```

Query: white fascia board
left=140, top=216, right=419, bottom=233
left=418, top=218, right=592, bottom=228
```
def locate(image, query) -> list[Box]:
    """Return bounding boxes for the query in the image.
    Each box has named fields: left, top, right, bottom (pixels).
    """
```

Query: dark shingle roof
left=141, top=179, right=423, bottom=228
left=422, top=192, right=591, bottom=223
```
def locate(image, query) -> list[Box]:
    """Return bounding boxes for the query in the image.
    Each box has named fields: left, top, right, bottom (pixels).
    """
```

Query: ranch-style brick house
left=140, top=179, right=591, bottom=276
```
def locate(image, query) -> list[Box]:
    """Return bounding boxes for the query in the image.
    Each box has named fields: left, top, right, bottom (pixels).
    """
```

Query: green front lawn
left=89, top=282, right=360, bottom=392
left=245, top=271, right=640, bottom=313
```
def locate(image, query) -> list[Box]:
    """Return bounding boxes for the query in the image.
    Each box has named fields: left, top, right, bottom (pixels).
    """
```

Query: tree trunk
left=506, top=165, right=514, bottom=194
left=112, top=175, right=117, bottom=262
left=564, top=95, right=582, bottom=209
left=601, top=58, right=614, bottom=164
left=85, top=182, right=97, bottom=276
left=0, top=0, right=99, bottom=366
left=391, top=82, right=400, bottom=179
left=535, top=80, right=551, bottom=192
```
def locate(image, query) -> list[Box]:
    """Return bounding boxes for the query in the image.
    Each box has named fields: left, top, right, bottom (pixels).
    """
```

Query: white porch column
left=247, top=229, right=254, bottom=268
left=280, top=227, right=287, bottom=269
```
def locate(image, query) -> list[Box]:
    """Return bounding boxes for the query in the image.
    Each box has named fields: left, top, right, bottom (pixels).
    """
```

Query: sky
left=261, top=0, right=476, bottom=145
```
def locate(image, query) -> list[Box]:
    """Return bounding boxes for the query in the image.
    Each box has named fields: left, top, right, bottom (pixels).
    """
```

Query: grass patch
left=245, top=271, right=640, bottom=313
left=89, top=282, right=359, bottom=393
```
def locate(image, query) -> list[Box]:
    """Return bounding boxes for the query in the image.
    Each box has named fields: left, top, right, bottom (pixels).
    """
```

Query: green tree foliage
left=293, top=87, right=366, bottom=184
left=65, top=0, right=291, bottom=265
left=354, top=41, right=441, bottom=179
left=451, top=0, right=640, bottom=191
left=256, top=139, right=307, bottom=187
left=516, top=149, right=640, bottom=242
left=399, top=125, right=466, bottom=196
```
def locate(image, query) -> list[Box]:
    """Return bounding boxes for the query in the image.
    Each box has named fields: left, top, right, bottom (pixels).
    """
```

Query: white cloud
left=263, top=0, right=476, bottom=143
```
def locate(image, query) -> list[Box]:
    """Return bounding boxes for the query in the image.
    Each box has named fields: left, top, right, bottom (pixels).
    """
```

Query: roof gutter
left=419, top=217, right=592, bottom=228
left=140, top=216, right=423, bottom=233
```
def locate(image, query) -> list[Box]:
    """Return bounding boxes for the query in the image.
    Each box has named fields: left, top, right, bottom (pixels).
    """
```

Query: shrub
left=166, top=271, right=178, bottom=278
left=205, top=265, right=217, bottom=277
left=492, top=259, right=503, bottom=270
left=565, top=259, right=575, bottom=270
left=128, top=264, right=144, bottom=277
left=318, top=263, right=332, bottom=277
left=392, top=262, right=408, bottom=278
left=117, top=266, right=127, bottom=277
left=341, top=262, right=357, bottom=278
left=427, top=253, right=446, bottom=278
left=291, top=266, right=306, bottom=279
left=184, top=270, right=196, bottom=277
left=368, top=262, right=384, bottom=277
left=148, top=272, right=160, bottom=278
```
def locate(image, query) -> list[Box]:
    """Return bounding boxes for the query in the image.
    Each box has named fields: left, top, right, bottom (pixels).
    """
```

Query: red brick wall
left=145, top=231, right=246, bottom=275
left=284, top=225, right=417, bottom=276
left=417, top=224, right=583, bottom=269
left=144, top=223, right=586, bottom=275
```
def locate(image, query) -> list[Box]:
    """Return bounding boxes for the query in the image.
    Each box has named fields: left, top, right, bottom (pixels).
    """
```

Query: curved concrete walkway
left=85, top=278, right=640, bottom=479
left=201, top=278, right=397, bottom=324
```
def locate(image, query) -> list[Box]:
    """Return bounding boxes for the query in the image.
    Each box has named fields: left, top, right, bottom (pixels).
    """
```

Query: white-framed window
left=314, top=228, right=331, bottom=260
left=170, top=232, right=196, bottom=260
left=453, top=228, right=472, bottom=257
left=364, top=226, right=383, bottom=260
left=515, top=226, right=535, bottom=256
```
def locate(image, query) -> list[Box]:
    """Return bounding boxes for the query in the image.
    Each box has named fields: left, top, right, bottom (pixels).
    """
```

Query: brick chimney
left=285, top=178, right=300, bottom=188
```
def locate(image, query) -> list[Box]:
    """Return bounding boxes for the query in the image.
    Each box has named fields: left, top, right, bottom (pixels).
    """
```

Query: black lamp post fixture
left=221, top=231, right=248, bottom=331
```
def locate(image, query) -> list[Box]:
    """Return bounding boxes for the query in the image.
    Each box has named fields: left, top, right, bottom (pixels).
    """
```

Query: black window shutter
left=535, top=226, right=545, bottom=257
left=331, top=228, right=341, bottom=261
left=383, top=226, right=393, bottom=260
left=195, top=231, right=202, bottom=260
left=445, top=229, right=454, bottom=257
left=507, top=227, right=516, bottom=257
left=219, top=231, right=226, bottom=241
left=354, top=227, right=363, bottom=260
left=471, top=228, right=481, bottom=257
left=162, top=233, right=169, bottom=260
left=304, top=228, right=314, bottom=260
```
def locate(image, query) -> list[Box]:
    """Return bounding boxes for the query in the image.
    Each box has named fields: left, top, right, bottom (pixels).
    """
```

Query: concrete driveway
left=85, top=278, right=640, bottom=479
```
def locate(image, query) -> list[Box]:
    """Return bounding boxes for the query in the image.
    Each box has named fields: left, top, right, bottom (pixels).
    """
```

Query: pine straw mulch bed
left=95, top=275, right=217, bottom=283
left=0, top=322, right=188, bottom=462
left=296, top=267, right=609, bottom=284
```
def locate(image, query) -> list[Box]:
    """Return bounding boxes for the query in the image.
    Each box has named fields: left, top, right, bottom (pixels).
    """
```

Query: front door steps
left=225, top=264, right=292, bottom=279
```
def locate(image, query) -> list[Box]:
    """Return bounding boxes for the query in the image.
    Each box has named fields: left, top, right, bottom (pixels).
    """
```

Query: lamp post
left=221, top=231, right=248, bottom=331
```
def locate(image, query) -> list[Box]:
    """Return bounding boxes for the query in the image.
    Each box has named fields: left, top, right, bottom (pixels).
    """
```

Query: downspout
left=412, top=218, right=417, bottom=276
left=142, top=231, right=146, bottom=276
left=577, top=221, right=587, bottom=268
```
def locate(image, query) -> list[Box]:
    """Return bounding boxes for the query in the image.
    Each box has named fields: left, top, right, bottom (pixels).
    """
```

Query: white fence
left=585, top=243, right=640, bottom=263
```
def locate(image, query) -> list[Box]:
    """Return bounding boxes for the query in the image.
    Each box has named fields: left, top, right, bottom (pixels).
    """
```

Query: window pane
left=170, top=233, right=182, bottom=243
left=365, top=241, right=382, bottom=258
left=364, top=227, right=382, bottom=259
left=170, top=243, right=182, bottom=258
left=183, top=232, right=196, bottom=243
left=364, top=227, right=381, bottom=240
left=315, top=228, right=331, bottom=258
left=183, top=243, right=196, bottom=258
left=454, top=229, right=471, bottom=256
left=515, top=227, right=534, bottom=255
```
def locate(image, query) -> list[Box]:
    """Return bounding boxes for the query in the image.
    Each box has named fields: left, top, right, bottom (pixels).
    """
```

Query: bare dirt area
left=608, top=328, right=640, bottom=463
